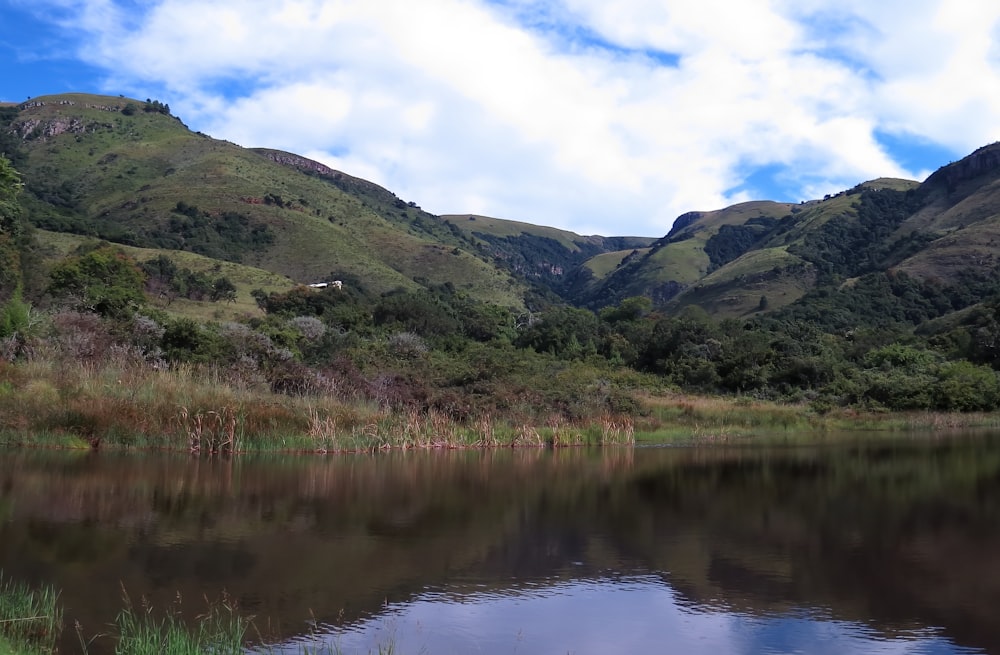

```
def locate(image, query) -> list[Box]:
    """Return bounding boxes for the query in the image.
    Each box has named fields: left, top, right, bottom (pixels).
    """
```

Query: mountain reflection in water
left=0, top=436, right=998, bottom=654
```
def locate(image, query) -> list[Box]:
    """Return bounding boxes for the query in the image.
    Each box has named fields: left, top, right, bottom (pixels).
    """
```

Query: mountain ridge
left=7, top=93, right=1000, bottom=328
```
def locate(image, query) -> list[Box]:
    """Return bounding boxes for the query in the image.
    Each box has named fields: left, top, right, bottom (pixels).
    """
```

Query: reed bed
left=302, top=407, right=637, bottom=453
left=5, top=353, right=990, bottom=455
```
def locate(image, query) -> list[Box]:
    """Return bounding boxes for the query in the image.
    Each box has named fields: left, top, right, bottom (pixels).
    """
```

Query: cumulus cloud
left=18, top=0, right=1000, bottom=235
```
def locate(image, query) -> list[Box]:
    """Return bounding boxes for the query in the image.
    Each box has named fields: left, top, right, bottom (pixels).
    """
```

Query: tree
left=48, top=245, right=146, bottom=318
left=212, top=277, right=237, bottom=303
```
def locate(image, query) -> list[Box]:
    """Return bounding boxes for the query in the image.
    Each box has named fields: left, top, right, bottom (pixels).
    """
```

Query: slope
left=4, top=93, right=528, bottom=309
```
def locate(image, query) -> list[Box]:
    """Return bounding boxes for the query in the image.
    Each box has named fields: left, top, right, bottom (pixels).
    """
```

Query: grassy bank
left=0, top=355, right=642, bottom=453
left=3, top=354, right=997, bottom=454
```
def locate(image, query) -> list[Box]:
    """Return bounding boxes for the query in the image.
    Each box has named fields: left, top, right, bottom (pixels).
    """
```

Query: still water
left=1, top=435, right=999, bottom=654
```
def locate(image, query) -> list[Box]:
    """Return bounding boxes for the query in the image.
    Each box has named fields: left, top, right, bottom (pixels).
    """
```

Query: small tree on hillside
left=48, top=246, right=146, bottom=319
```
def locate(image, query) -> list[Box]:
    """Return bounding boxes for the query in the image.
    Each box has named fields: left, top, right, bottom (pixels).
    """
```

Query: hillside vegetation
left=3, top=93, right=527, bottom=308
left=6, top=94, right=1000, bottom=451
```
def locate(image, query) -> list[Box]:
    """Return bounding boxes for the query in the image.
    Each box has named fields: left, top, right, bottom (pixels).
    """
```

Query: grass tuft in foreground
left=0, top=572, right=62, bottom=655
left=109, top=588, right=248, bottom=655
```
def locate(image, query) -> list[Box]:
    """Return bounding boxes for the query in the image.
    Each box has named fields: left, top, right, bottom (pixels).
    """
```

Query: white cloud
left=25, top=0, right=1000, bottom=236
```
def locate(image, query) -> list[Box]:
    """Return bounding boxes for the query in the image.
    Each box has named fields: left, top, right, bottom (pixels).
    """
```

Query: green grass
left=0, top=576, right=251, bottom=655
left=0, top=577, right=404, bottom=655
left=629, top=391, right=1000, bottom=445
left=110, top=591, right=247, bottom=655
left=0, top=573, right=61, bottom=655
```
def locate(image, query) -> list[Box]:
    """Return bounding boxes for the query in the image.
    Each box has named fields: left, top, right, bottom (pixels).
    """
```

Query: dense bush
left=47, top=245, right=146, bottom=318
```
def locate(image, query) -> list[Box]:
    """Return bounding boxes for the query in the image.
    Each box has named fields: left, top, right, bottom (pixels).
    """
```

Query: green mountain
left=575, top=148, right=1000, bottom=320
left=1, top=93, right=527, bottom=309
left=9, top=92, right=1000, bottom=333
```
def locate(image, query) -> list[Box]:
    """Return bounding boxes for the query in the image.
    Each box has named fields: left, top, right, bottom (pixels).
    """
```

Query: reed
left=176, top=406, right=241, bottom=454
left=307, top=409, right=340, bottom=453
left=599, top=414, right=636, bottom=445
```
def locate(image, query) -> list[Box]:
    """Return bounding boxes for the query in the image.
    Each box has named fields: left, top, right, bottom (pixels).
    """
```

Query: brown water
left=1, top=435, right=999, bottom=654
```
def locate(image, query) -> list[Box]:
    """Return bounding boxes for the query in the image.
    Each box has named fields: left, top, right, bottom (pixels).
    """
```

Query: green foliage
left=0, top=284, right=31, bottom=339
left=0, top=106, right=25, bottom=167
left=48, top=245, right=146, bottom=318
left=0, top=156, right=25, bottom=301
left=773, top=270, right=961, bottom=332
left=933, top=360, right=1000, bottom=411
left=0, top=155, right=21, bottom=205
left=374, top=288, right=461, bottom=339
left=160, top=317, right=224, bottom=363
left=254, top=282, right=373, bottom=331
left=599, top=296, right=652, bottom=323
left=516, top=306, right=604, bottom=360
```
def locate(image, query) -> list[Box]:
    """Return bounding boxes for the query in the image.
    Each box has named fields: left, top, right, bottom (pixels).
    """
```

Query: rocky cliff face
left=254, top=149, right=340, bottom=177
left=924, top=142, right=1000, bottom=194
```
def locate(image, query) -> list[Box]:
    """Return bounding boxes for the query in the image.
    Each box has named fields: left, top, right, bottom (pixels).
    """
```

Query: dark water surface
left=1, top=435, right=999, bottom=654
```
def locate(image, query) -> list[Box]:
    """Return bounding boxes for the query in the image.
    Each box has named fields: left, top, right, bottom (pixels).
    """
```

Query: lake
left=1, top=434, right=999, bottom=654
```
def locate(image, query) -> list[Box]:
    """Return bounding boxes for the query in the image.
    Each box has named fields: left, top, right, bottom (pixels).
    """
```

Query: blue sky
left=2, top=0, right=999, bottom=237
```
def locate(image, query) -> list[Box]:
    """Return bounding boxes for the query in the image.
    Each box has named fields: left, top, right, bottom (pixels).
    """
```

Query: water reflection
left=277, top=577, right=982, bottom=655
left=0, top=436, right=998, bottom=654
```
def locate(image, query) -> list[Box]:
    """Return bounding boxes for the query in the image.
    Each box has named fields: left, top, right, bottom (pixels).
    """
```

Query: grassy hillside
left=584, top=248, right=652, bottom=278
left=5, top=93, right=528, bottom=309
